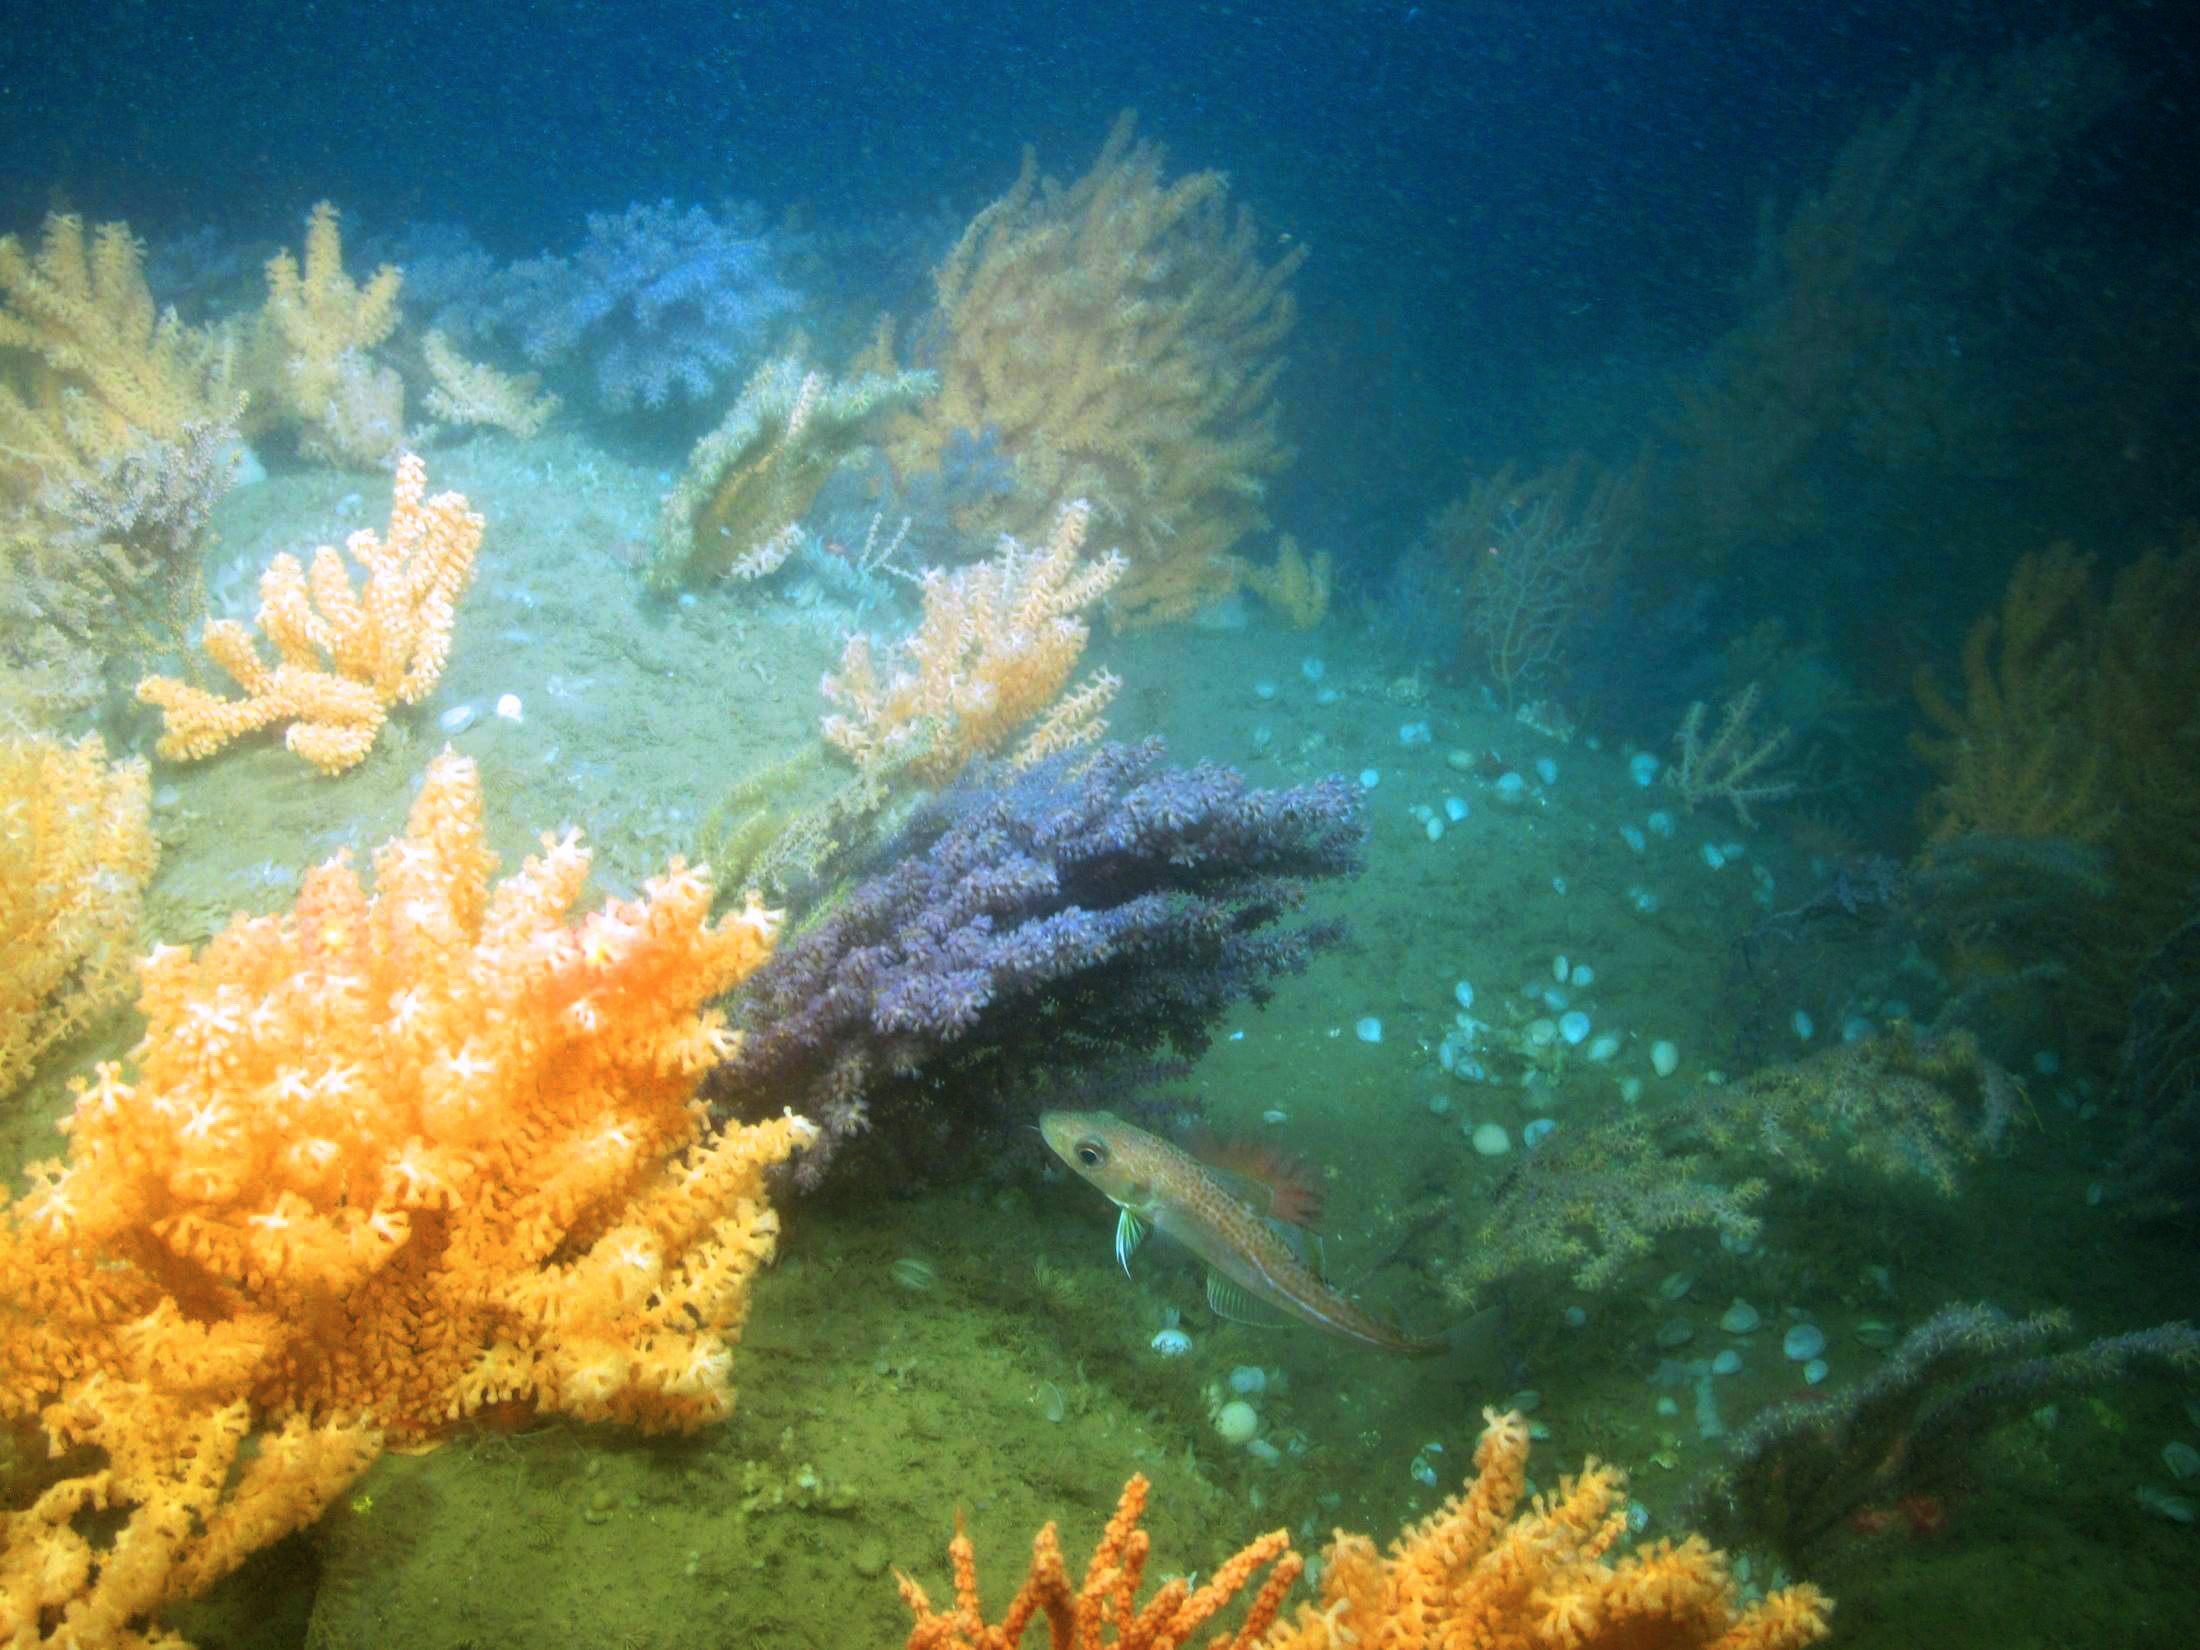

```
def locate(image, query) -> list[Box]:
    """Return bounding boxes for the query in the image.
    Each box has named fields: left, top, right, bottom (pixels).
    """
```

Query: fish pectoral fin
left=1265, top=1218, right=1328, bottom=1280
left=1205, top=1271, right=1294, bottom=1329
left=1114, top=1209, right=1149, bottom=1276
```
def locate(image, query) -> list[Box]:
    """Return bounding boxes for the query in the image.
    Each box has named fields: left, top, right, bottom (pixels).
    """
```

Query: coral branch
left=821, top=497, right=1127, bottom=783
left=1667, top=682, right=1795, bottom=825
left=135, top=452, right=481, bottom=772
left=899, top=1474, right=1299, bottom=1650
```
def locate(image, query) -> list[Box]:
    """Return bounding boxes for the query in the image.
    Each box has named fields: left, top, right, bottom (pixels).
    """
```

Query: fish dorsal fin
left=1114, top=1208, right=1149, bottom=1276
left=1183, top=1134, right=1327, bottom=1231
left=1206, top=1270, right=1294, bottom=1328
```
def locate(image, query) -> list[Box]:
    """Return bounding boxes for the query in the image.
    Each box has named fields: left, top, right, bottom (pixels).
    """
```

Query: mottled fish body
left=1039, top=1109, right=1442, bottom=1357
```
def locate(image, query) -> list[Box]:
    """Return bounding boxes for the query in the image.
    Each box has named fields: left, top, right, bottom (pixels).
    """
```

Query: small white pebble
left=494, top=693, right=524, bottom=723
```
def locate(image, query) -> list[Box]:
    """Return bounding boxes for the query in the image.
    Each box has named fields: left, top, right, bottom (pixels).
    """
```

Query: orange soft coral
left=1261, top=1410, right=1831, bottom=1650
left=0, top=749, right=809, bottom=1647
left=135, top=451, right=480, bottom=772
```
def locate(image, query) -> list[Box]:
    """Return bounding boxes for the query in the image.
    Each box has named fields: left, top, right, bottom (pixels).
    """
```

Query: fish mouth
left=1038, top=1110, right=1121, bottom=1174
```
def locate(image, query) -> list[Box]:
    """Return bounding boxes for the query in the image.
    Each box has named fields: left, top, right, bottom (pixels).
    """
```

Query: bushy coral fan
left=1667, top=682, right=1795, bottom=826
left=472, top=200, right=800, bottom=412
left=31, top=411, right=239, bottom=661
left=0, top=726, right=157, bottom=1096
left=1442, top=1114, right=1769, bottom=1302
left=712, top=739, right=1362, bottom=1185
left=1431, top=453, right=1643, bottom=707
left=0, top=751, right=808, bottom=1646
left=1240, top=535, right=1332, bottom=630
left=1661, top=33, right=2128, bottom=564
left=1910, top=537, right=2200, bottom=1046
left=0, top=214, right=245, bottom=702
left=1444, top=1027, right=2019, bottom=1305
left=2108, top=902, right=2200, bottom=1223
left=1684, top=1304, right=2200, bottom=1574
left=882, top=111, right=1304, bottom=626
left=0, top=213, right=241, bottom=500
left=1694, top=1025, right=2020, bottom=1195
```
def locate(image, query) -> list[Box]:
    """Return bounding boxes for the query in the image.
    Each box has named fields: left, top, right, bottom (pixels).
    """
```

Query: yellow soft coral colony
left=421, top=328, right=560, bottom=438
left=0, top=212, right=239, bottom=503
left=134, top=451, right=480, bottom=773
left=1241, top=535, right=1332, bottom=630
left=1910, top=543, right=2111, bottom=843
left=252, top=201, right=406, bottom=467
left=0, top=725, right=157, bottom=1096
left=649, top=354, right=936, bottom=593
left=883, top=111, right=1305, bottom=627
left=822, top=497, right=1127, bottom=784
left=0, top=750, right=810, bottom=1647
left=1261, top=1409, right=1831, bottom=1650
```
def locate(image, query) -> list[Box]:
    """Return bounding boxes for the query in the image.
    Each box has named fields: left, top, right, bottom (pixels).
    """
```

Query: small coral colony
left=3, top=31, right=2197, bottom=1650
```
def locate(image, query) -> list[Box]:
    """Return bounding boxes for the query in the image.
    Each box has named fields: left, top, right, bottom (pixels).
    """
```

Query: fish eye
left=1076, top=1140, right=1106, bottom=1168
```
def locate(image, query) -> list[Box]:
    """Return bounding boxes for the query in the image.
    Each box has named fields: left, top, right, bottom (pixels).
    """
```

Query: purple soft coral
left=474, top=200, right=800, bottom=412
left=711, top=740, right=1363, bottom=1189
